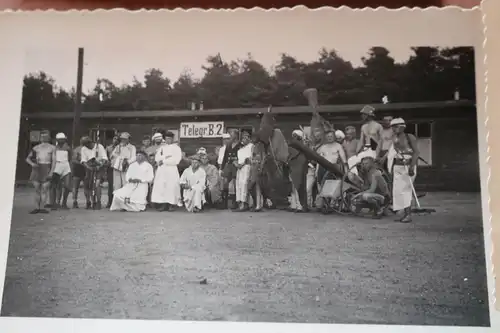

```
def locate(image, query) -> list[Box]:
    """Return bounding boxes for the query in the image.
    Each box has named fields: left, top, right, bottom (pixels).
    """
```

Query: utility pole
left=72, top=47, right=84, bottom=148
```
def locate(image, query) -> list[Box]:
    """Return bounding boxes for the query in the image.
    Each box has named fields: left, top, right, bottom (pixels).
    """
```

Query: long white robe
left=151, top=143, right=182, bottom=205
left=111, top=144, right=137, bottom=191
left=110, top=161, right=154, bottom=212
left=387, top=144, right=417, bottom=211
left=235, top=143, right=253, bottom=203
left=180, top=166, right=206, bottom=212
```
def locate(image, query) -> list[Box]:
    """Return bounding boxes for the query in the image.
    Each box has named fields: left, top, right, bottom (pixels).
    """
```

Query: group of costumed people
left=25, top=99, right=419, bottom=223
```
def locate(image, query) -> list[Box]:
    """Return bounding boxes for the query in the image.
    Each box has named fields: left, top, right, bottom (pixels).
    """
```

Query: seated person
left=180, top=154, right=207, bottom=213
left=352, top=156, right=391, bottom=219
left=198, top=148, right=222, bottom=208
left=110, top=151, right=154, bottom=212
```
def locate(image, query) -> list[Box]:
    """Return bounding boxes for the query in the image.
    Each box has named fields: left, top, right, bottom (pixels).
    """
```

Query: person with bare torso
left=378, top=116, right=394, bottom=171
left=387, top=118, right=420, bottom=223
left=350, top=105, right=384, bottom=175
left=50, top=132, right=72, bottom=210
left=315, top=130, right=348, bottom=210
left=25, top=130, right=56, bottom=214
left=342, top=126, right=359, bottom=162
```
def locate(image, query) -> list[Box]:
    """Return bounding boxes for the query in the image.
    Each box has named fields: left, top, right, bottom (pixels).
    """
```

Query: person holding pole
left=386, top=118, right=420, bottom=223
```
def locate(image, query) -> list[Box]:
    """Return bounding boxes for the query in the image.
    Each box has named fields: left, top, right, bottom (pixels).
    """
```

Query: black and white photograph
left=0, top=8, right=493, bottom=331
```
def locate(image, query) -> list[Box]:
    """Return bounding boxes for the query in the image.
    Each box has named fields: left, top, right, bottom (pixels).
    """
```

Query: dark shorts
left=30, top=164, right=51, bottom=183
left=221, top=163, right=237, bottom=180
left=72, top=163, right=86, bottom=179
left=84, top=168, right=106, bottom=188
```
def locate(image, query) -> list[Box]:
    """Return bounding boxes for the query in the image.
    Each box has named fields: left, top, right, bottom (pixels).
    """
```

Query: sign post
left=179, top=122, right=225, bottom=139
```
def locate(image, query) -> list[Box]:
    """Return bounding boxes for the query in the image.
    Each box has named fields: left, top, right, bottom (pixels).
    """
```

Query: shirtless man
left=315, top=130, right=348, bottom=210
left=350, top=105, right=384, bottom=175
left=25, top=130, right=56, bottom=214
left=343, top=126, right=359, bottom=162
left=387, top=118, right=420, bottom=223
left=71, top=140, right=86, bottom=208
left=378, top=116, right=394, bottom=171
left=51, top=132, right=72, bottom=210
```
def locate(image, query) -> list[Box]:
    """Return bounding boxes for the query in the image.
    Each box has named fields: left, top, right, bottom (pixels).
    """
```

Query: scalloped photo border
left=0, top=3, right=496, bottom=333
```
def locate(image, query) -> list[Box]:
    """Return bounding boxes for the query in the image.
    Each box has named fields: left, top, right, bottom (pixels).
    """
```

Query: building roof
left=22, top=100, right=475, bottom=120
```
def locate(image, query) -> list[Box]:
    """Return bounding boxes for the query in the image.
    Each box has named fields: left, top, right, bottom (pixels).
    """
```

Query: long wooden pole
left=72, top=47, right=84, bottom=148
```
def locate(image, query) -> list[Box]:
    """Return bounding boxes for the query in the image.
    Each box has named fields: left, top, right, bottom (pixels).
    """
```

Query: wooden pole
left=72, top=47, right=84, bottom=148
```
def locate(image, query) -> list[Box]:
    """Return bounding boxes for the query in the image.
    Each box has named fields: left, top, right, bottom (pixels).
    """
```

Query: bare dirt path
left=1, top=189, right=490, bottom=326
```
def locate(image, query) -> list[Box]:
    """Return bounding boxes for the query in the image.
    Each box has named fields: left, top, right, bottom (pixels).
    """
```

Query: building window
left=405, top=122, right=433, bottom=167
left=226, top=126, right=254, bottom=140
left=89, top=128, right=117, bottom=146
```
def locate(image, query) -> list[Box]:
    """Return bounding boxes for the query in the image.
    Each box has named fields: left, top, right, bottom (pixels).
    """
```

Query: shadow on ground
left=0, top=189, right=491, bottom=326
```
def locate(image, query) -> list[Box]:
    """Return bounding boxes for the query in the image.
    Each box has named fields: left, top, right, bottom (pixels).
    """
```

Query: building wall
left=16, top=107, right=481, bottom=192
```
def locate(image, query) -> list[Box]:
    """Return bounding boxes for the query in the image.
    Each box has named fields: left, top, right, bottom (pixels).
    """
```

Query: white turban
left=292, top=129, right=304, bottom=138
left=152, top=132, right=163, bottom=140
left=55, top=132, right=66, bottom=140
left=221, top=133, right=231, bottom=139
left=197, top=147, right=207, bottom=155
left=390, top=118, right=406, bottom=127
left=335, top=130, right=345, bottom=140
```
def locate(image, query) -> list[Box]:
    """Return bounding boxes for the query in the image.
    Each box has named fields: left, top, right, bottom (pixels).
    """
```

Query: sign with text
left=179, top=122, right=224, bottom=138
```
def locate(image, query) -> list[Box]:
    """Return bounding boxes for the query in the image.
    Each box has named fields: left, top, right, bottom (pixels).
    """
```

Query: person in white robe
left=180, top=154, right=207, bottom=213
left=386, top=117, right=420, bottom=223
left=234, top=131, right=254, bottom=212
left=110, top=151, right=154, bottom=212
left=151, top=131, right=182, bottom=211
left=110, top=132, right=137, bottom=192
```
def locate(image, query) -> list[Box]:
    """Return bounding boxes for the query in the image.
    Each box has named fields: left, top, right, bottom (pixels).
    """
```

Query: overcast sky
left=22, top=9, right=477, bottom=94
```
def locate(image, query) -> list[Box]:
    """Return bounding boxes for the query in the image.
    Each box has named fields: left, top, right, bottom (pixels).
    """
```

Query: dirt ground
left=0, top=188, right=490, bottom=326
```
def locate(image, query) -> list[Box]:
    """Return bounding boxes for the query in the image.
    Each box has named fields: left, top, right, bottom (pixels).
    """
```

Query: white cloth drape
left=387, top=143, right=416, bottom=211
left=110, top=161, right=154, bottom=212
left=235, top=143, right=253, bottom=203
left=151, top=144, right=182, bottom=205
left=180, top=166, right=206, bottom=212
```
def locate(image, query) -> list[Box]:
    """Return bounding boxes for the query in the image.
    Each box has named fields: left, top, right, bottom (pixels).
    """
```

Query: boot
left=395, top=207, right=412, bottom=223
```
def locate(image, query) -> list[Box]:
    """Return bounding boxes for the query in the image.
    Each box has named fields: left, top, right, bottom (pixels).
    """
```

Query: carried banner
left=179, top=122, right=224, bottom=138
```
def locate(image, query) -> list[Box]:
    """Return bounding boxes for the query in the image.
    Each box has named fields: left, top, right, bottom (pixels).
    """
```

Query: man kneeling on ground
left=110, top=151, right=154, bottom=212
left=352, top=156, right=391, bottom=219
left=180, top=154, right=207, bottom=213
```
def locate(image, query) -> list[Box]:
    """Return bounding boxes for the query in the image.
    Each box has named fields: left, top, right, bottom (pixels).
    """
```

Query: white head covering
left=335, top=130, right=345, bottom=140
left=390, top=118, right=406, bottom=127
left=197, top=147, right=207, bottom=155
left=292, top=129, right=304, bottom=138
left=120, top=132, right=131, bottom=140
left=152, top=132, right=163, bottom=141
left=221, top=133, right=231, bottom=139
left=55, top=132, right=66, bottom=140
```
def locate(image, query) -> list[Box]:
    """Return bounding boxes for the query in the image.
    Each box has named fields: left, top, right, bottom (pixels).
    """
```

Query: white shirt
left=81, top=144, right=108, bottom=163
left=237, top=143, right=254, bottom=165
left=217, top=145, right=226, bottom=166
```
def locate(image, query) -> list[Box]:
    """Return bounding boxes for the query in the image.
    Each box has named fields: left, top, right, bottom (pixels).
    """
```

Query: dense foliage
left=21, top=46, right=475, bottom=113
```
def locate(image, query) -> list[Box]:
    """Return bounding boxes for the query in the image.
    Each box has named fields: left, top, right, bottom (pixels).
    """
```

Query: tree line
left=21, top=46, right=475, bottom=114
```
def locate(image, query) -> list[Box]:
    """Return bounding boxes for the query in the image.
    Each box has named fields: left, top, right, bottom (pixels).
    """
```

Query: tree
left=22, top=46, right=477, bottom=113
left=21, top=71, right=73, bottom=113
